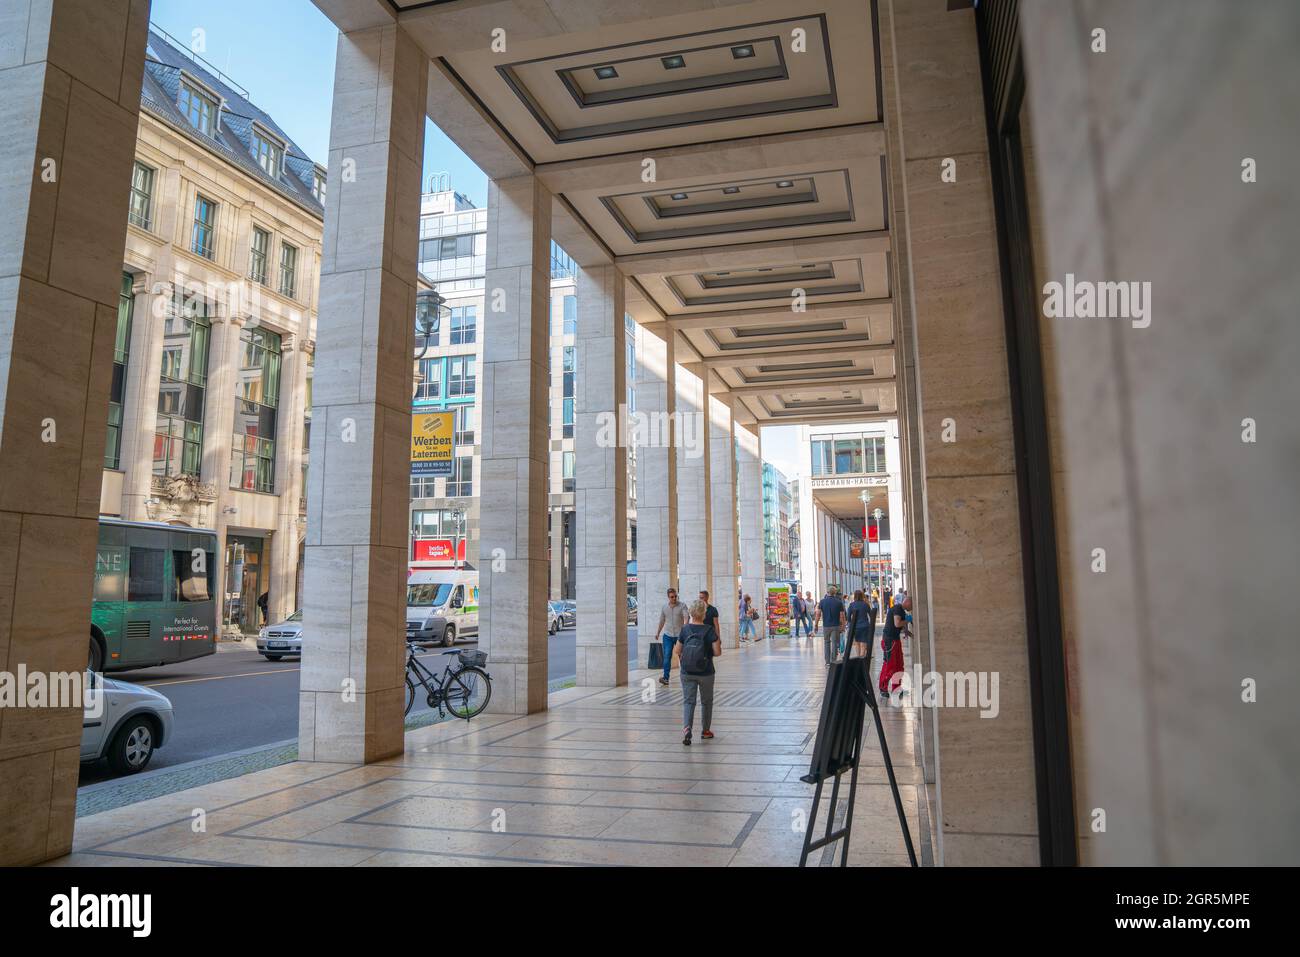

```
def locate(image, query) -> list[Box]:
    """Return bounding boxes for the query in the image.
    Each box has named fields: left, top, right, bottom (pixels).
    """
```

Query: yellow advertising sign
left=411, top=412, right=455, bottom=476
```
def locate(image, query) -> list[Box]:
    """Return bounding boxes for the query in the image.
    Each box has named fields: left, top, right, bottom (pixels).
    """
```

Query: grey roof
left=141, top=27, right=324, bottom=219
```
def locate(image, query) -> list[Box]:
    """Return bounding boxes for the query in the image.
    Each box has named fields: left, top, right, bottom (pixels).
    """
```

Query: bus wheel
left=88, top=635, right=104, bottom=673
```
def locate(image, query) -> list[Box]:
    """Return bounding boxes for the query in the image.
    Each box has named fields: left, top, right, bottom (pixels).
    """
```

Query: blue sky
left=149, top=0, right=488, bottom=206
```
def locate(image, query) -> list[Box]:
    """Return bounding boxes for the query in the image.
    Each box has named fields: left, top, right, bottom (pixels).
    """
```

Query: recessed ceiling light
left=776, top=180, right=793, bottom=188
left=661, top=55, right=686, bottom=70
left=670, top=192, right=688, bottom=201
left=731, top=44, right=755, bottom=59
left=593, top=65, right=618, bottom=80
left=723, top=186, right=740, bottom=194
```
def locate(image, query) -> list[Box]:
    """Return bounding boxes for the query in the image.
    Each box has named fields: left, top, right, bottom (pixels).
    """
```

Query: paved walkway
left=53, top=635, right=933, bottom=867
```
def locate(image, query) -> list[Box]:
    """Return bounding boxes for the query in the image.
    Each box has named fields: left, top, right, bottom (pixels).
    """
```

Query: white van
left=406, top=569, right=478, bottom=646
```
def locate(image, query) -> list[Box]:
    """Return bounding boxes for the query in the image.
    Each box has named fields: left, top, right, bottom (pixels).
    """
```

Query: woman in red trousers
left=878, top=596, right=910, bottom=698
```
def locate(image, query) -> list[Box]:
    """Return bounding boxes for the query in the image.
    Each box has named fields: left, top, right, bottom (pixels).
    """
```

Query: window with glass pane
left=128, top=163, right=154, bottom=230
left=410, top=475, right=438, bottom=499
left=191, top=194, right=217, bottom=259
left=447, top=457, right=473, bottom=497
left=249, top=227, right=270, bottom=284
left=251, top=128, right=283, bottom=179
left=312, top=169, right=326, bottom=203
left=453, top=405, right=475, bottom=446
left=450, top=305, right=477, bottom=345
left=279, top=243, right=298, bottom=298
left=415, top=358, right=441, bottom=401
left=449, top=357, right=475, bottom=397
left=105, top=273, right=134, bottom=469
left=562, top=295, right=577, bottom=336
left=833, top=436, right=864, bottom=474
left=154, top=289, right=211, bottom=477
left=811, top=440, right=832, bottom=476
left=562, top=451, right=575, bottom=493
left=229, top=327, right=281, bottom=492
left=562, top=397, right=574, bottom=439
left=179, top=81, right=217, bottom=135
left=865, top=436, right=886, bottom=473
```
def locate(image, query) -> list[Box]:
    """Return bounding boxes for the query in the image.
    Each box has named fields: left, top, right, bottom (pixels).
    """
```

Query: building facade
left=101, top=26, right=320, bottom=640
left=761, top=462, right=795, bottom=582
left=409, top=186, right=637, bottom=598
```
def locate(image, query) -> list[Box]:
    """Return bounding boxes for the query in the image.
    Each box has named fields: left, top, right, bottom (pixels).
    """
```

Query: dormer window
left=251, top=127, right=285, bottom=180
left=178, top=79, right=218, bottom=136
left=312, top=167, right=326, bottom=203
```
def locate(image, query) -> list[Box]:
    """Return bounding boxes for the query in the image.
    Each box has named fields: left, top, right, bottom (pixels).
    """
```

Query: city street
left=77, top=624, right=640, bottom=786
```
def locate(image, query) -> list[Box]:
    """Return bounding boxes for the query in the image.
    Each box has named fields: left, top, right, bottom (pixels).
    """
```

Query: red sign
left=412, top=538, right=465, bottom=564
left=862, top=524, right=880, bottom=543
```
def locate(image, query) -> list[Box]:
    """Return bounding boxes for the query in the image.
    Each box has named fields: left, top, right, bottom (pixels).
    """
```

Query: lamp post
left=858, top=489, right=871, bottom=596
left=414, top=288, right=446, bottom=362
left=872, top=507, right=883, bottom=598
left=450, top=506, right=464, bottom=570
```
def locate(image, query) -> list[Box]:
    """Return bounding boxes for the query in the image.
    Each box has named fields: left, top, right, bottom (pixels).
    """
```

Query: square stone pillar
left=479, top=173, right=551, bottom=714
left=735, top=420, right=765, bottom=640
left=0, top=0, right=150, bottom=866
left=708, top=390, right=739, bottom=648
left=674, top=361, right=710, bottom=598
left=270, top=336, right=306, bottom=623
left=885, top=0, right=1036, bottom=864
left=573, top=262, right=627, bottom=686
left=634, top=324, right=678, bottom=659
left=298, top=23, right=426, bottom=763
left=118, top=271, right=165, bottom=522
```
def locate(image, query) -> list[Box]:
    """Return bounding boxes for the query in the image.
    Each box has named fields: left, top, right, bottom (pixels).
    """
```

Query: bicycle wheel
left=444, top=667, right=491, bottom=719
left=405, top=675, right=416, bottom=716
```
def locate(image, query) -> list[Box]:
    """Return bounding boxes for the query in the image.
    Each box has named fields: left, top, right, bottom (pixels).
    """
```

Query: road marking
left=144, top=668, right=299, bottom=687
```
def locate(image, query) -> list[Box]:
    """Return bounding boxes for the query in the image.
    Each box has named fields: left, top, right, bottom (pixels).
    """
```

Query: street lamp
left=858, top=489, right=871, bottom=596
left=414, top=288, right=446, bottom=361
left=872, top=507, right=883, bottom=598
left=450, top=507, right=465, bottom=570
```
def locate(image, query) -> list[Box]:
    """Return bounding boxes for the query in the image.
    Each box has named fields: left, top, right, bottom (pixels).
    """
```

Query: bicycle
left=404, top=640, right=492, bottom=719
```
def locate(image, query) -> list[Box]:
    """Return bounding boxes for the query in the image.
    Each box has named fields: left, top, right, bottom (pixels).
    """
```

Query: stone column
left=674, top=361, right=710, bottom=598
left=298, top=22, right=425, bottom=763
left=573, top=263, right=627, bottom=685
left=0, top=0, right=149, bottom=866
left=479, top=173, right=551, bottom=714
left=735, top=421, right=765, bottom=640
left=708, top=390, right=738, bottom=648
left=118, top=271, right=163, bottom=521
left=886, top=0, right=1036, bottom=864
left=269, top=336, right=304, bottom=622
left=203, top=310, right=243, bottom=632
left=634, top=324, right=678, bottom=660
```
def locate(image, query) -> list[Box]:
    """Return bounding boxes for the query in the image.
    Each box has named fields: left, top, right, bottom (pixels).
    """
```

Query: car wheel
left=264, top=654, right=283, bottom=661
left=88, top=634, right=105, bottom=673
left=107, top=716, right=156, bottom=775
left=442, top=624, right=456, bottom=648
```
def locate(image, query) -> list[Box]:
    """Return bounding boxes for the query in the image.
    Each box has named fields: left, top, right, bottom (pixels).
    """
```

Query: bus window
left=127, top=547, right=165, bottom=602
left=94, top=545, right=126, bottom=602
left=173, top=549, right=215, bottom=602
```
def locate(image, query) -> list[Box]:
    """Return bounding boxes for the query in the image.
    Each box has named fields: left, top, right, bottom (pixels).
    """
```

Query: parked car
left=80, top=672, right=174, bottom=775
left=558, top=600, right=576, bottom=628
left=627, top=595, right=638, bottom=626
left=547, top=601, right=562, bottom=636
left=258, top=610, right=303, bottom=660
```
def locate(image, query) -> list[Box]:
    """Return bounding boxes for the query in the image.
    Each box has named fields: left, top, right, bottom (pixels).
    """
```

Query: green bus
left=90, top=519, right=218, bottom=673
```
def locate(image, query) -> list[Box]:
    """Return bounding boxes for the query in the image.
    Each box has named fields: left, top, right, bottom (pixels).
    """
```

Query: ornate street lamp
left=414, top=288, right=446, bottom=361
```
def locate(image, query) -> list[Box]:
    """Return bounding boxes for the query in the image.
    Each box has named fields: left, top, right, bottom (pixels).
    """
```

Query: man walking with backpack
left=674, top=599, right=722, bottom=746
left=813, top=585, right=846, bottom=666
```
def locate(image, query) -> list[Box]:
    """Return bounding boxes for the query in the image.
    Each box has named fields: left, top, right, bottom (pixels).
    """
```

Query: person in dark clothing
left=813, top=585, right=846, bottom=665
left=257, top=591, right=269, bottom=626
left=880, top=596, right=910, bottom=698
left=790, top=591, right=807, bottom=639
left=846, top=589, right=875, bottom=659
left=698, top=589, right=720, bottom=645
left=674, top=599, right=722, bottom=746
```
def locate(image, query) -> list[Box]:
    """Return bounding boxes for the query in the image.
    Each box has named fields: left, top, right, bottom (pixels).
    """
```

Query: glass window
left=447, top=456, right=473, bottom=497
left=191, top=194, right=217, bottom=259
left=178, top=80, right=217, bottom=136
left=453, top=405, right=475, bottom=446
left=450, top=305, right=476, bottom=345
left=562, top=295, right=577, bottom=336
left=562, top=397, right=574, bottom=439
left=279, top=242, right=298, bottom=298
left=127, top=547, right=165, bottom=602
left=312, top=169, right=326, bottom=203
left=415, top=358, right=441, bottom=401
left=105, top=273, right=133, bottom=469
left=448, top=356, right=475, bottom=398
left=154, top=289, right=211, bottom=478
left=128, top=162, right=154, bottom=230
left=834, top=437, right=864, bottom=474
left=173, top=549, right=214, bottom=602
left=562, top=450, right=575, bottom=493
left=251, top=128, right=284, bottom=179
left=249, top=227, right=270, bottom=285
left=811, top=439, right=832, bottom=476
left=230, top=327, right=281, bottom=493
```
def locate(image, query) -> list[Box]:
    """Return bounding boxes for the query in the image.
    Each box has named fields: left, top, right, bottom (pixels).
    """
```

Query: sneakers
left=701, top=730, right=714, bottom=739
left=682, top=727, right=692, bottom=746
left=658, top=677, right=669, bottom=686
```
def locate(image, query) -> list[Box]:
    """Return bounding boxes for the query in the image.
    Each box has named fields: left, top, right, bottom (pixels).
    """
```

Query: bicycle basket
left=458, top=649, right=488, bottom=669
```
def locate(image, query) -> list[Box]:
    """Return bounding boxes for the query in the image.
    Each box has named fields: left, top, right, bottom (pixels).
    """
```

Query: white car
left=547, top=602, right=560, bottom=636
left=258, top=610, right=303, bottom=660
left=80, top=672, right=174, bottom=775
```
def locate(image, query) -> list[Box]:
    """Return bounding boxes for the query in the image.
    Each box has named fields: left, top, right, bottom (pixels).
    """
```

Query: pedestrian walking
left=790, top=590, right=806, bottom=639
left=738, top=593, right=759, bottom=642
left=880, top=595, right=911, bottom=698
left=698, top=589, right=720, bottom=645
left=800, top=590, right=815, bottom=638
left=846, top=588, right=875, bottom=659
left=674, top=599, right=722, bottom=746
left=813, top=585, right=846, bottom=665
left=257, top=591, right=269, bottom=626
left=654, top=587, right=687, bottom=686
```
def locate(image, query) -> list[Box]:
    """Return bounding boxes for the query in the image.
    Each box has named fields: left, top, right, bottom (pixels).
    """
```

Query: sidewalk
left=54, top=636, right=933, bottom=867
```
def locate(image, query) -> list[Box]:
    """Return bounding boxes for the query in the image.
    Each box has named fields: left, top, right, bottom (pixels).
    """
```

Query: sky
left=149, top=0, right=488, bottom=205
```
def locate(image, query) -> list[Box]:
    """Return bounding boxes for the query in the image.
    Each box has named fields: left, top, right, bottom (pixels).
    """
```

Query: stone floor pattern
left=54, top=636, right=934, bottom=867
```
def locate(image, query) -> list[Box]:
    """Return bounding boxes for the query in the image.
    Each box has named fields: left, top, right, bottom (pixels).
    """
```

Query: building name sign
left=811, top=475, right=889, bottom=489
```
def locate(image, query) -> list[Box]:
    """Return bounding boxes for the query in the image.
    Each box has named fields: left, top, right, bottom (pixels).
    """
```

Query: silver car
left=258, top=610, right=303, bottom=660
left=80, top=672, right=174, bottom=775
